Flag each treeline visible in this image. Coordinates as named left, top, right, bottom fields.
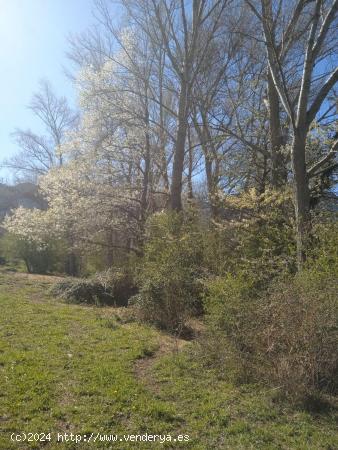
left=1, top=0, right=337, bottom=404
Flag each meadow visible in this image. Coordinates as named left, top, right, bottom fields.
left=0, top=266, right=337, bottom=449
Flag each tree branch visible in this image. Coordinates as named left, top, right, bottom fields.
left=306, top=66, right=338, bottom=126
left=307, top=138, right=338, bottom=177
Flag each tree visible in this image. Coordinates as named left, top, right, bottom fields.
left=246, top=0, right=338, bottom=267
left=2, top=80, right=78, bottom=182
left=6, top=0, right=337, bottom=275
left=117, top=0, right=230, bottom=210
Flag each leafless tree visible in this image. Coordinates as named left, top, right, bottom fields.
left=116, top=0, right=231, bottom=210
left=245, top=0, right=338, bottom=267
left=2, top=80, right=78, bottom=182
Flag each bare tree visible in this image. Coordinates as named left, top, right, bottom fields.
left=117, top=0, right=230, bottom=210
left=245, top=0, right=338, bottom=267
left=2, top=80, right=78, bottom=182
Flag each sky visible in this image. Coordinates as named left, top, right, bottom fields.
left=0, top=0, right=96, bottom=182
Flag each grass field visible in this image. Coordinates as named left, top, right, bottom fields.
left=0, top=267, right=337, bottom=449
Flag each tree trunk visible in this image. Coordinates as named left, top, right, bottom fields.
left=187, top=145, right=194, bottom=200
left=140, top=116, right=151, bottom=223
left=187, top=127, right=194, bottom=200
left=138, top=95, right=152, bottom=251
left=65, top=252, right=78, bottom=276
left=23, top=258, right=32, bottom=274
left=268, top=73, right=287, bottom=187
left=193, top=112, right=220, bottom=219
left=258, top=153, right=268, bottom=194
left=170, top=80, right=188, bottom=211
left=105, top=230, right=114, bottom=267
left=204, top=154, right=220, bottom=219
left=292, top=131, right=311, bottom=269
left=158, top=50, right=170, bottom=195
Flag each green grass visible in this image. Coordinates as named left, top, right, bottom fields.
left=0, top=268, right=337, bottom=449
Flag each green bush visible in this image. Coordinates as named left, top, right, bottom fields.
left=204, top=189, right=296, bottom=283
left=135, top=210, right=205, bottom=333
left=204, top=265, right=337, bottom=400
left=205, top=273, right=256, bottom=339
left=203, top=273, right=259, bottom=382
left=0, top=233, right=56, bottom=274
left=307, top=213, right=338, bottom=275
left=256, top=271, right=337, bottom=400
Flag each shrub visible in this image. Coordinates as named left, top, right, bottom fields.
left=205, top=273, right=256, bottom=342
left=256, top=268, right=337, bottom=401
left=94, top=267, right=137, bottom=306
left=204, top=188, right=296, bottom=283
left=307, top=213, right=338, bottom=275
left=50, top=279, right=114, bottom=305
left=0, top=232, right=65, bottom=274
left=50, top=267, right=137, bottom=306
left=261, top=217, right=338, bottom=399
left=204, top=267, right=337, bottom=401
left=135, top=210, right=205, bottom=333
left=204, top=273, right=259, bottom=382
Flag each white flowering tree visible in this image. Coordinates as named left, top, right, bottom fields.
left=5, top=31, right=164, bottom=265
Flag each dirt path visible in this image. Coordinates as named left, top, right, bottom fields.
left=134, top=332, right=188, bottom=393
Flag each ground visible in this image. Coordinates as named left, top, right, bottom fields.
left=0, top=267, right=337, bottom=449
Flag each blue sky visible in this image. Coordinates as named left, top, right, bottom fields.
left=0, top=0, right=96, bottom=181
